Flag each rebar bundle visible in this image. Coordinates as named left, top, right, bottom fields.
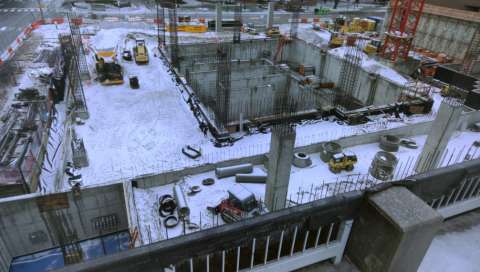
left=215, top=43, right=232, bottom=126
left=289, top=0, right=302, bottom=39
left=155, top=1, right=166, bottom=48
left=59, top=34, right=88, bottom=119
left=67, top=13, right=89, bottom=80
left=168, top=3, right=179, bottom=68
left=233, top=4, right=242, bottom=44
left=336, top=42, right=363, bottom=110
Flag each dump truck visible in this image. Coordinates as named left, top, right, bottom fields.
left=133, top=39, right=149, bottom=65
left=94, top=48, right=124, bottom=85
left=328, top=151, right=357, bottom=173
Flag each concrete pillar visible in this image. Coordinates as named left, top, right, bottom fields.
left=216, top=3, right=223, bottom=33
left=266, top=1, right=275, bottom=30
left=347, top=186, right=442, bottom=272
left=265, top=125, right=296, bottom=211
left=317, top=49, right=327, bottom=79
left=415, top=98, right=463, bottom=173
left=366, top=73, right=379, bottom=105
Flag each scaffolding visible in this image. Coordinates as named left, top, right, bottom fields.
left=381, top=0, right=426, bottom=62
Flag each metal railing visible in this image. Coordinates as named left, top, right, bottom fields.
left=56, top=191, right=363, bottom=272
left=400, top=159, right=480, bottom=219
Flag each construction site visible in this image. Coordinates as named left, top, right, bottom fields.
left=0, top=0, right=479, bottom=271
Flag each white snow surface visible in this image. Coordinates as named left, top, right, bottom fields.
left=419, top=223, right=480, bottom=272
left=133, top=131, right=480, bottom=244
left=329, top=46, right=409, bottom=86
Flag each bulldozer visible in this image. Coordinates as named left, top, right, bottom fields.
left=133, top=39, right=149, bottom=65
left=94, top=50, right=124, bottom=85
left=328, top=151, right=357, bottom=173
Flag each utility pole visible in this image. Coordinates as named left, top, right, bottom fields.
left=36, top=0, right=44, bottom=21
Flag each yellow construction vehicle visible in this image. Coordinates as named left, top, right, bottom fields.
left=363, top=43, right=378, bottom=55
left=94, top=49, right=124, bottom=85
left=133, top=39, right=149, bottom=65
left=267, top=26, right=281, bottom=37
left=441, top=84, right=450, bottom=97
left=328, top=151, right=357, bottom=173
left=329, top=33, right=344, bottom=48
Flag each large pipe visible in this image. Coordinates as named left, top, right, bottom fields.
left=173, top=184, right=190, bottom=219
left=235, top=174, right=267, bottom=184
left=215, top=163, right=253, bottom=178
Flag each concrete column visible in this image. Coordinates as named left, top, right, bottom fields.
left=266, top=1, right=275, bottom=30
left=366, top=73, right=379, bottom=106
left=347, top=186, right=442, bottom=272
left=415, top=98, right=463, bottom=173
left=317, top=49, right=327, bottom=79
left=265, top=125, right=296, bottom=211
left=216, top=3, right=223, bottom=33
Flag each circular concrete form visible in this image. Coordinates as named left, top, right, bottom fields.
left=379, top=135, right=400, bottom=152
left=369, top=151, right=398, bottom=181
left=293, top=152, right=312, bottom=168
left=320, top=142, right=342, bottom=162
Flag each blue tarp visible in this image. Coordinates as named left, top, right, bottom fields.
left=10, top=231, right=130, bottom=272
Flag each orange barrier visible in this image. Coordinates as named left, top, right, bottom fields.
left=71, top=17, right=83, bottom=26
left=31, top=19, right=45, bottom=29
left=51, top=17, right=65, bottom=24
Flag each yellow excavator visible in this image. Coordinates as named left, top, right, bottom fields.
left=94, top=49, right=124, bottom=85
left=133, top=39, right=149, bottom=65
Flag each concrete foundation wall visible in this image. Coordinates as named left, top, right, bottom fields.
left=134, top=120, right=433, bottom=189
left=415, top=13, right=479, bottom=60
left=0, top=183, right=128, bottom=268
left=177, top=39, right=279, bottom=75
left=322, top=52, right=405, bottom=106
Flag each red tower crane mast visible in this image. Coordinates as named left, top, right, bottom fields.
left=380, top=0, right=426, bottom=62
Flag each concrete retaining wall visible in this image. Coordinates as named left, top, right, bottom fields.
left=415, top=13, right=478, bottom=61
left=0, top=183, right=129, bottom=269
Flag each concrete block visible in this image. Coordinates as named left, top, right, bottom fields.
left=347, top=186, right=442, bottom=272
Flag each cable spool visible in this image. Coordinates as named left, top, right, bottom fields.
left=292, top=152, right=312, bottom=168
left=320, top=142, right=342, bottom=162
left=379, top=135, right=400, bottom=152
left=369, top=151, right=398, bottom=181
left=202, top=178, right=215, bottom=186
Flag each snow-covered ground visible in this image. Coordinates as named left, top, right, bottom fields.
left=420, top=223, right=480, bottom=272
left=132, top=131, right=480, bottom=244
left=70, top=27, right=451, bottom=188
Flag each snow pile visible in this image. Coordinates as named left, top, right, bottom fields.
left=419, top=224, right=480, bottom=272
left=279, top=24, right=332, bottom=47
left=329, top=46, right=409, bottom=86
